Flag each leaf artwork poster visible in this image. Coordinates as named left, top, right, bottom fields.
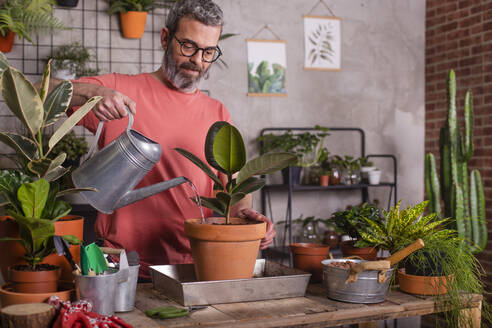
left=247, top=39, right=287, bottom=96
left=304, top=16, right=341, bottom=71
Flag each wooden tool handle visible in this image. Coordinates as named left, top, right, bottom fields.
left=357, top=260, right=390, bottom=272
left=386, top=238, right=425, bottom=266
left=99, top=247, right=124, bottom=255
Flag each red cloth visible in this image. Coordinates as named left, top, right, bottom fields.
left=73, top=73, right=232, bottom=279
left=48, top=296, right=133, bottom=328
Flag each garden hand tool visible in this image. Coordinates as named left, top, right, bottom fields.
left=145, top=305, right=207, bottom=319
left=80, top=243, right=108, bottom=275
left=72, top=106, right=187, bottom=214
left=345, top=260, right=390, bottom=284
left=385, top=238, right=425, bottom=267
left=53, top=235, right=81, bottom=274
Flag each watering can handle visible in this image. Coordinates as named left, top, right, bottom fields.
left=84, top=107, right=134, bottom=161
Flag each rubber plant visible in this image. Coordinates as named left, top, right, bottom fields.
left=176, top=121, right=297, bottom=224
left=425, top=69, right=487, bottom=254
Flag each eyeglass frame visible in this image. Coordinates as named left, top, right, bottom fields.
left=173, top=35, right=222, bottom=63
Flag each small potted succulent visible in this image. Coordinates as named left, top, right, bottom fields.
left=176, top=121, right=296, bottom=281
left=0, top=53, right=101, bottom=293
left=49, top=42, right=99, bottom=80
left=0, top=0, right=66, bottom=52
left=106, top=0, right=170, bottom=39
left=328, top=202, right=383, bottom=260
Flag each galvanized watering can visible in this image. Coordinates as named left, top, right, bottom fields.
left=72, top=109, right=187, bottom=214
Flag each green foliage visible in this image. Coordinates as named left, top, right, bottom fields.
left=307, top=23, right=334, bottom=65
left=277, top=214, right=332, bottom=242
left=425, top=70, right=487, bottom=254
left=49, top=131, right=88, bottom=164
left=355, top=201, right=451, bottom=254
left=0, top=0, right=66, bottom=44
left=359, top=156, right=373, bottom=167
left=175, top=121, right=297, bottom=224
left=49, top=42, right=99, bottom=78
left=0, top=52, right=102, bottom=180
left=105, top=0, right=173, bottom=14
left=248, top=61, right=286, bottom=94
left=329, top=203, right=383, bottom=242
left=0, top=177, right=81, bottom=269
left=258, top=126, right=330, bottom=167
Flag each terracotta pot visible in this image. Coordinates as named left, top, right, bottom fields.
left=9, top=266, right=61, bottom=293
left=0, top=281, right=75, bottom=307
left=339, top=240, right=377, bottom=260
left=120, top=11, right=147, bottom=39
left=319, top=175, right=329, bottom=186
left=398, top=269, right=452, bottom=296
left=290, top=243, right=330, bottom=283
left=0, top=215, right=84, bottom=282
left=184, top=217, right=266, bottom=281
left=0, top=31, right=15, bottom=53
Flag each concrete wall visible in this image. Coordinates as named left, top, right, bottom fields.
left=201, top=0, right=426, bottom=233
left=0, top=0, right=426, bottom=242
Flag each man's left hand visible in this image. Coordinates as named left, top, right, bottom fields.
left=237, top=208, right=276, bottom=250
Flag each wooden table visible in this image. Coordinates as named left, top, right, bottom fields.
left=119, top=283, right=482, bottom=328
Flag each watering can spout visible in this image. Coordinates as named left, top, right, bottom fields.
left=114, top=176, right=188, bottom=210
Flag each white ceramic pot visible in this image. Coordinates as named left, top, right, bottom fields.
left=53, top=60, right=76, bottom=80
left=368, top=169, right=381, bottom=185
left=360, top=166, right=376, bottom=183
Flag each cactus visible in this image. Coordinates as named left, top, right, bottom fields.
left=425, top=70, right=487, bottom=254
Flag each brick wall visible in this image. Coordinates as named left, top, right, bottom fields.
left=425, top=0, right=492, bottom=300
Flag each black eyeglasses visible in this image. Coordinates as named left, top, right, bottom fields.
left=173, top=35, right=222, bottom=63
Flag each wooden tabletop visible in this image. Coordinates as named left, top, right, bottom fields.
left=118, top=283, right=482, bottom=328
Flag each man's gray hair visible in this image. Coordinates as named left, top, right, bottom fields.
left=166, top=0, right=224, bottom=37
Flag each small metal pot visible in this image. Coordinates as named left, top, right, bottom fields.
left=321, top=259, right=394, bottom=304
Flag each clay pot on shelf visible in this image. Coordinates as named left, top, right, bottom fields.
left=185, top=217, right=266, bottom=281
left=120, top=11, right=148, bottom=39
left=397, top=269, right=452, bottom=295
left=290, top=243, right=330, bottom=283
left=319, top=175, right=329, bottom=186
left=339, top=240, right=377, bottom=260
left=8, top=265, right=60, bottom=293
left=0, top=281, right=75, bottom=307
left=0, top=31, right=15, bottom=53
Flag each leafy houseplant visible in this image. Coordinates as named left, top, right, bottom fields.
left=49, top=42, right=100, bottom=79
left=425, top=69, right=487, bottom=254
left=106, top=0, right=169, bottom=39
left=0, top=52, right=101, bottom=288
left=175, top=121, right=296, bottom=280
left=49, top=131, right=89, bottom=168
left=0, top=0, right=66, bottom=52
left=329, top=202, right=383, bottom=260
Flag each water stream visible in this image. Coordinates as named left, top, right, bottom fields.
left=184, top=177, right=206, bottom=224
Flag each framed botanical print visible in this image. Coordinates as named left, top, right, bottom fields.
left=303, top=15, right=342, bottom=71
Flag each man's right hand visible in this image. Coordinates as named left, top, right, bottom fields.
left=90, top=86, right=136, bottom=122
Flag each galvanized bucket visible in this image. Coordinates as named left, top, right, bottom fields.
left=321, top=259, right=394, bottom=304
left=114, top=264, right=140, bottom=312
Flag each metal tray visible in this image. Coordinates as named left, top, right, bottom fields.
left=149, top=259, right=311, bottom=306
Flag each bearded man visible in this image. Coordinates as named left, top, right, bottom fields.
left=51, top=0, right=275, bottom=280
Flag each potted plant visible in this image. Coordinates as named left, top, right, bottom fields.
left=356, top=200, right=492, bottom=327
left=48, top=42, right=99, bottom=80
left=327, top=155, right=343, bottom=185
left=0, top=0, right=66, bottom=52
left=175, top=121, right=296, bottom=281
left=258, top=126, right=329, bottom=185
left=328, top=202, right=383, bottom=260
left=0, top=53, right=101, bottom=286
left=359, top=156, right=374, bottom=183
left=338, top=155, right=361, bottom=185
left=106, top=0, right=168, bottom=39
left=57, top=0, right=79, bottom=7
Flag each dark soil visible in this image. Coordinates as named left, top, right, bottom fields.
left=12, top=264, right=59, bottom=272
left=326, top=261, right=356, bottom=270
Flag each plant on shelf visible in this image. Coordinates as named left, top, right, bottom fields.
left=175, top=121, right=296, bottom=281
left=425, top=69, right=487, bottom=254
left=355, top=200, right=492, bottom=328
left=0, top=0, right=66, bottom=52
left=336, top=155, right=361, bottom=185
left=277, top=214, right=332, bottom=243
left=0, top=52, right=101, bottom=294
left=49, top=42, right=100, bottom=79
left=328, top=202, right=383, bottom=259
left=106, top=0, right=172, bottom=39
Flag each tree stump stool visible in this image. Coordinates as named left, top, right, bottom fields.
left=0, top=303, right=56, bottom=328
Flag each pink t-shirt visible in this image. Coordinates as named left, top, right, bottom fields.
left=74, top=73, right=231, bottom=278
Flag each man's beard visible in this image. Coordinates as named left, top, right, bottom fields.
left=162, top=43, right=209, bottom=93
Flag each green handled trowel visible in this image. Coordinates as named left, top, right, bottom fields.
left=80, top=242, right=108, bottom=275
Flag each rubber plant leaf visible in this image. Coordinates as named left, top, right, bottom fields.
left=44, top=165, right=70, bottom=182
left=198, top=196, right=226, bottom=216
left=174, top=148, right=222, bottom=187
left=27, top=153, right=66, bottom=178
left=49, top=96, right=102, bottom=150
left=2, top=67, right=44, bottom=139
left=0, top=132, right=39, bottom=161
left=17, top=178, right=50, bottom=218
left=39, top=59, right=51, bottom=103
left=210, top=122, right=246, bottom=174
left=232, top=177, right=265, bottom=194
left=204, top=121, right=230, bottom=173
left=236, top=152, right=297, bottom=185
left=43, top=80, right=73, bottom=127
